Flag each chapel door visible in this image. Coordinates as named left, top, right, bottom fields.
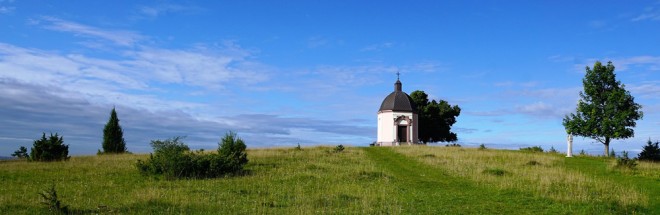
left=397, top=126, right=408, bottom=143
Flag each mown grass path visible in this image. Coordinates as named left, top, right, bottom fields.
left=363, top=147, right=568, bottom=214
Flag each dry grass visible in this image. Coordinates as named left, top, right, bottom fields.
left=392, top=146, right=649, bottom=207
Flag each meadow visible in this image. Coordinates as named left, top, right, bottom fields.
left=0, top=146, right=658, bottom=214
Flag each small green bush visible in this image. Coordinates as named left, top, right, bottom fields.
left=39, top=183, right=69, bottom=214
left=11, top=146, right=28, bottom=159
left=478, top=144, right=487, bottom=150
left=526, top=160, right=541, bottom=166
left=483, top=168, right=508, bottom=176
left=137, top=132, right=248, bottom=179
left=445, top=143, right=461, bottom=147
left=638, top=139, right=660, bottom=162
left=295, top=143, right=302, bottom=151
left=579, top=149, right=586, bottom=156
left=334, top=145, right=345, bottom=153
left=520, top=146, right=543, bottom=153
left=609, top=148, right=616, bottom=158
left=548, top=146, right=558, bottom=154
left=615, top=151, right=637, bottom=169
left=30, top=133, right=69, bottom=162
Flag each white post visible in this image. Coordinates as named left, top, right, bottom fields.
left=566, top=134, right=573, bottom=157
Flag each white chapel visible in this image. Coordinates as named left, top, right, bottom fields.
left=376, top=75, right=419, bottom=146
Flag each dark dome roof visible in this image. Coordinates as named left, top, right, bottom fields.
left=379, top=80, right=417, bottom=112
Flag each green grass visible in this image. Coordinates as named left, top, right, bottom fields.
left=0, top=146, right=658, bottom=214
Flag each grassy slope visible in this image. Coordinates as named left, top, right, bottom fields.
left=0, top=146, right=658, bottom=214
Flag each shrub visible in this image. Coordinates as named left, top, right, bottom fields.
left=478, top=144, right=487, bottom=150
left=334, top=145, right=345, bottom=153
left=445, top=143, right=461, bottom=147
left=483, top=168, right=508, bottom=176
left=30, top=133, right=69, bottom=162
left=526, top=160, right=541, bottom=166
left=218, top=131, right=249, bottom=172
left=548, top=146, right=558, bottom=154
left=11, top=146, right=28, bottom=159
left=615, top=151, right=637, bottom=169
left=638, top=139, right=660, bottom=162
left=609, top=148, right=616, bottom=158
left=579, top=149, right=586, bottom=156
left=519, top=146, right=543, bottom=153
left=295, top=143, right=302, bottom=151
left=39, top=183, right=69, bottom=214
left=137, top=132, right=248, bottom=179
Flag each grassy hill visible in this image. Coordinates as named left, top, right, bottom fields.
left=1, top=146, right=658, bottom=214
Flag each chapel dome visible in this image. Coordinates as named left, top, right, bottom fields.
left=379, top=79, right=417, bottom=113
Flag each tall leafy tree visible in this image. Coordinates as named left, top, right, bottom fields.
left=563, top=61, right=643, bottom=156
left=102, top=107, right=127, bottom=153
left=410, top=90, right=461, bottom=143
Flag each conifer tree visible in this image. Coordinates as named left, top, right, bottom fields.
left=102, top=107, right=127, bottom=153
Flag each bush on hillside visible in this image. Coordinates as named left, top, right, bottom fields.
left=11, top=146, right=29, bottom=159
left=218, top=132, right=249, bottom=172
left=334, top=145, right=345, bottom=153
left=638, top=139, right=660, bottom=162
left=478, top=144, right=487, bottom=150
left=137, top=132, right=248, bottom=179
left=615, top=151, right=637, bottom=169
left=445, top=143, right=461, bottom=147
left=30, top=133, right=69, bottom=162
left=39, top=183, right=68, bottom=214
left=520, top=146, right=543, bottom=153
left=548, top=146, right=558, bottom=154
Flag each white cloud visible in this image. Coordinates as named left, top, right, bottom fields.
left=631, top=7, right=660, bottom=22
left=629, top=82, right=660, bottom=98
left=360, top=42, right=394, bottom=52
left=0, top=39, right=268, bottom=112
left=0, top=6, right=14, bottom=14
left=34, top=16, right=146, bottom=47
left=515, top=102, right=565, bottom=119
left=138, top=4, right=201, bottom=18
left=573, top=56, right=660, bottom=72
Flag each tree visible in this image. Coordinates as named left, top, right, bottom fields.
left=31, top=133, right=69, bottom=161
left=11, top=146, right=28, bottom=159
left=563, top=61, right=643, bottom=156
left=102, top=107, right=127, bottom=153
left=410, top=90, right=461, bottom=143
left=638, top=139, right=660, bottom=162
left=218, top=131, right=248, bottom=172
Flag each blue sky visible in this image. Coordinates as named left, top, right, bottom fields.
left=1, top=1, right=659, bottom=156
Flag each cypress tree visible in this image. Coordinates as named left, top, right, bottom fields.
left=102, top=107, right=127, bottom=153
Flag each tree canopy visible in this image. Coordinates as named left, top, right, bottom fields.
left=563, top=61, right=643, bottom=156
left=638, top=139, right=660, bottom=162
left=31, top=133, right=69, bottom=161
left=102, top=107, right=127, bottom=153
left=410, top=90, right=461, bottom=143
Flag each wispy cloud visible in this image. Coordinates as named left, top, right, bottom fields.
left=138, top=4, right=202, bottom=18
left=0, top=6, right=14, bottom=14
left=631, top=7, right=660, bottom=21
left=629, top=81, right=660, bottom=98
left=572, top=56, right=660, bottom=73
left=360, top=42, right=394, bottom=52
left=515, top=102, right=569, bottom=119
left=34, top=16, right=146, bottom=46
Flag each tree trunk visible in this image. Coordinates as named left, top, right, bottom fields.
left=604, top=137, right=610, bottom=156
